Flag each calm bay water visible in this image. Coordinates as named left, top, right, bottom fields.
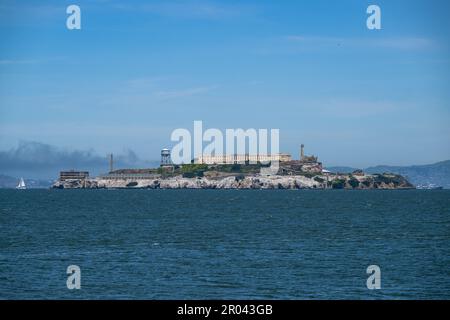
left=0, top=189, right=449, bottom=299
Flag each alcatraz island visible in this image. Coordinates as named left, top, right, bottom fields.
left=53, top=144, right=414, bottom=190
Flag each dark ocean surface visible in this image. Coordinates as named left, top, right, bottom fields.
left=0, top=189, right=449, bottom=299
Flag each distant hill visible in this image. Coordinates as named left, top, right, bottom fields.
left=0, top=174, right=53, bottom=189
left=326, top=160, right=450, bottom=189
left=365, top=160, right=450, bottom=189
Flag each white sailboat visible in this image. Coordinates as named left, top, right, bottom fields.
left=16, top=177, right=26, bottom=190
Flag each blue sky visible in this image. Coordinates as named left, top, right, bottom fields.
left=1, top=0, right=450, bottom=171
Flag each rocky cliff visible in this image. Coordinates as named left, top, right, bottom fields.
left=52, top=172, right=414, bottom=190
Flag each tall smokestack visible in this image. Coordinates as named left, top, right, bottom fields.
left=300, top=144, right=304, bottom=160
left=109, top=153, right=113, bottom=173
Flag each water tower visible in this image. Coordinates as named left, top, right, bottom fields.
left=161, top=148, right=172, bottom=166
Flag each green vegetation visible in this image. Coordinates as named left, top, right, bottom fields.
left=332, top=179, right=346, bottom=189
left=180, top=164, right=208, bottom=178
left=362, top=180, right=371, bottom=187
left=373, top=174, right=403, bottom=185
left=154, top=163, right=268, bottom=178
left=154, top=162, right=325, bottom=178
left=314, top=176, right=325, bottom=183
left=348, top=178, right=360, bottom=188
left=300, top=172, right=316, bottom=178
left=208, top=163, right=268, bottom=174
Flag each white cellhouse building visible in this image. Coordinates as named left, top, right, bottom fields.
left=194, top=153, right=292, bottom=165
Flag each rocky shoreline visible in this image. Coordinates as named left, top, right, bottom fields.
left=52, top=173, right=415, bottom=190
